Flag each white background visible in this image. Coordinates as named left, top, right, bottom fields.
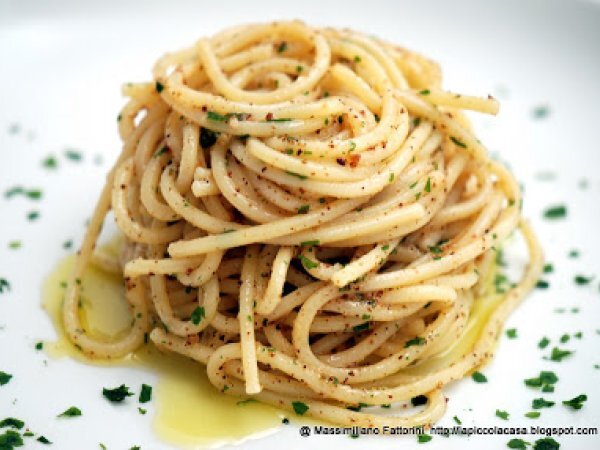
left=1, top=0, right=599, bottom=449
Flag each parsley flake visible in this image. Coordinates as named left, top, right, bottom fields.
left=102, top=384, right=133, bottom=402
left=292, top=401, right=309, bottom=415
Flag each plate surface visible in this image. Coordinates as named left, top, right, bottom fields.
left=1, top=0, right=599, bottom=449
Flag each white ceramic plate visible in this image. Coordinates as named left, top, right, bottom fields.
left=1, top=0, right=599, bottom=449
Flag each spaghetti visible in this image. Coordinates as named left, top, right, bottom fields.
left=64, top=21, right=543, bottom=429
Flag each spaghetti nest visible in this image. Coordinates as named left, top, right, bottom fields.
left=64, top=21, right=542, bottom=429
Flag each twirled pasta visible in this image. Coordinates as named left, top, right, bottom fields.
left=64, top=21, right=542, bottom=430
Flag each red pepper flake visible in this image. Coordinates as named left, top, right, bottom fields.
left=265, top=112, right=274, bottom=121
left=348, top=154, right=361, bottom=168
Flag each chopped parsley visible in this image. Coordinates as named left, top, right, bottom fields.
left=562, top=394, right=587, bottom=410
left=538, top=337, right=550, bottom=349
left=346, top=402, right=369, bottom=412
left=190, top=307, right=205, bottom=325
left=266, top=117, right=292, bottom=122
left=285, top=171, right=308, bottom=180
left=450, top=136, right=467, bottom=148
left=532, top=105, right=550, bottom=119
left=277, top=41, right=288, bottom=53
left=292, top=401, right=309, bottom=415
left=58, top=406, right=82, bottom=418
left=352, top=322, right=370, bottom=333
left=64, top=149, right=82, bottom=161
left=533, top=437, right=560, bottom=450
left=0, top=418, right=24, bottom=429
left=549, top=347, right=572, bottom=362
left=536, top=280, right=549, bottom=289
left=155, top=81, right=164, bottom=93
left=236, top=398, right=257, bottom=406
left=37, top=435, right=52, bottom=444
left=8, top=241, right=21, bottom=250
left=0, top=430, right=24, bottom=447
left=300, top=240, right=320, bottom=247
left=102, top=384, right=133, bottom=402
left=453, top=416, right=462, bottom=425
left=297, top=204, right=310, bottom=214
left=27, top=210, right=40, bottom=221
left=0, top=371, right=12, bottom=386
left=543, top=205, right=566, bottom=219
left=42, top=156, right=58, bottom=169
left=424, top=177, right=431, bottom=193
left=428, top=245, right=443, bottom=255
left=507, top=438, right=531, bottom=449
left=418, top=89, right=431, bottom=95
left=532, top=398, right=555, bottom=409
left=298, top=255, right=318, bottom=269
left=200, top=127, right=218, bottom=148
left=525, top=411, right=541, bottom=419
left=471, top=371, right=487, bottom=383
left=496, top=409, right=509, bottom=420
left=574, top=274, right=593, bottom=285
left=207, top=111, right=228, bottom=122
left=0, top=279, right=10, bottom=294
left=543, top=263, right=554, bottom=274
left=404, top=336, right=426, bottom=348
left=506, top=328, right=517, bottom=339
left=138, top=407, right=147, bottom=415
left=139, top=384, right=152, bottom=403
left=524, top=371, right=558, bottom=391
left=154, top=146, right=168, bottom=158
left=4, top=187, right=42, bottom=200
left=353, top=55, right=361, bottom=63
left=418, top=434, right=432, bottom=443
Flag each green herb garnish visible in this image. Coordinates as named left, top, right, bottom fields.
left=543, top=205, right=566, bottom=219
left=471, top=371, right=487, bottom=383
left=0, top=371, right=12, bottom=386
left=190, top=307, right=205, bottom=325
left=297, top=204, right=310, bottom=214
left=532, top=398, right=554, bottom=409
left=506, top=328, right=517, bottom=339
left=0, top=418, right=24, bottom=429
left=102, top=384, right=133, bottom=402
left=292, top=401, right=309, bottom=415
left=496, top=409, right=509, bottom=420
left=298, top=255, right=318, bottom=269
left=562, top=394, right=587, bottom=410
left=507, top=438, right=531, bottom=449
left=139, top=384, right=152, bottom=403
left=58, top=406, right=82, bottom=418
left=418, top=434, right=432, bottom=443
left=405, top=337, right=426, bottom=348
left=549, top=347, right=572, bottom=362
left=533, top=437, right=559, bottom=450
left=285, top=171, right=308, bottom=180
